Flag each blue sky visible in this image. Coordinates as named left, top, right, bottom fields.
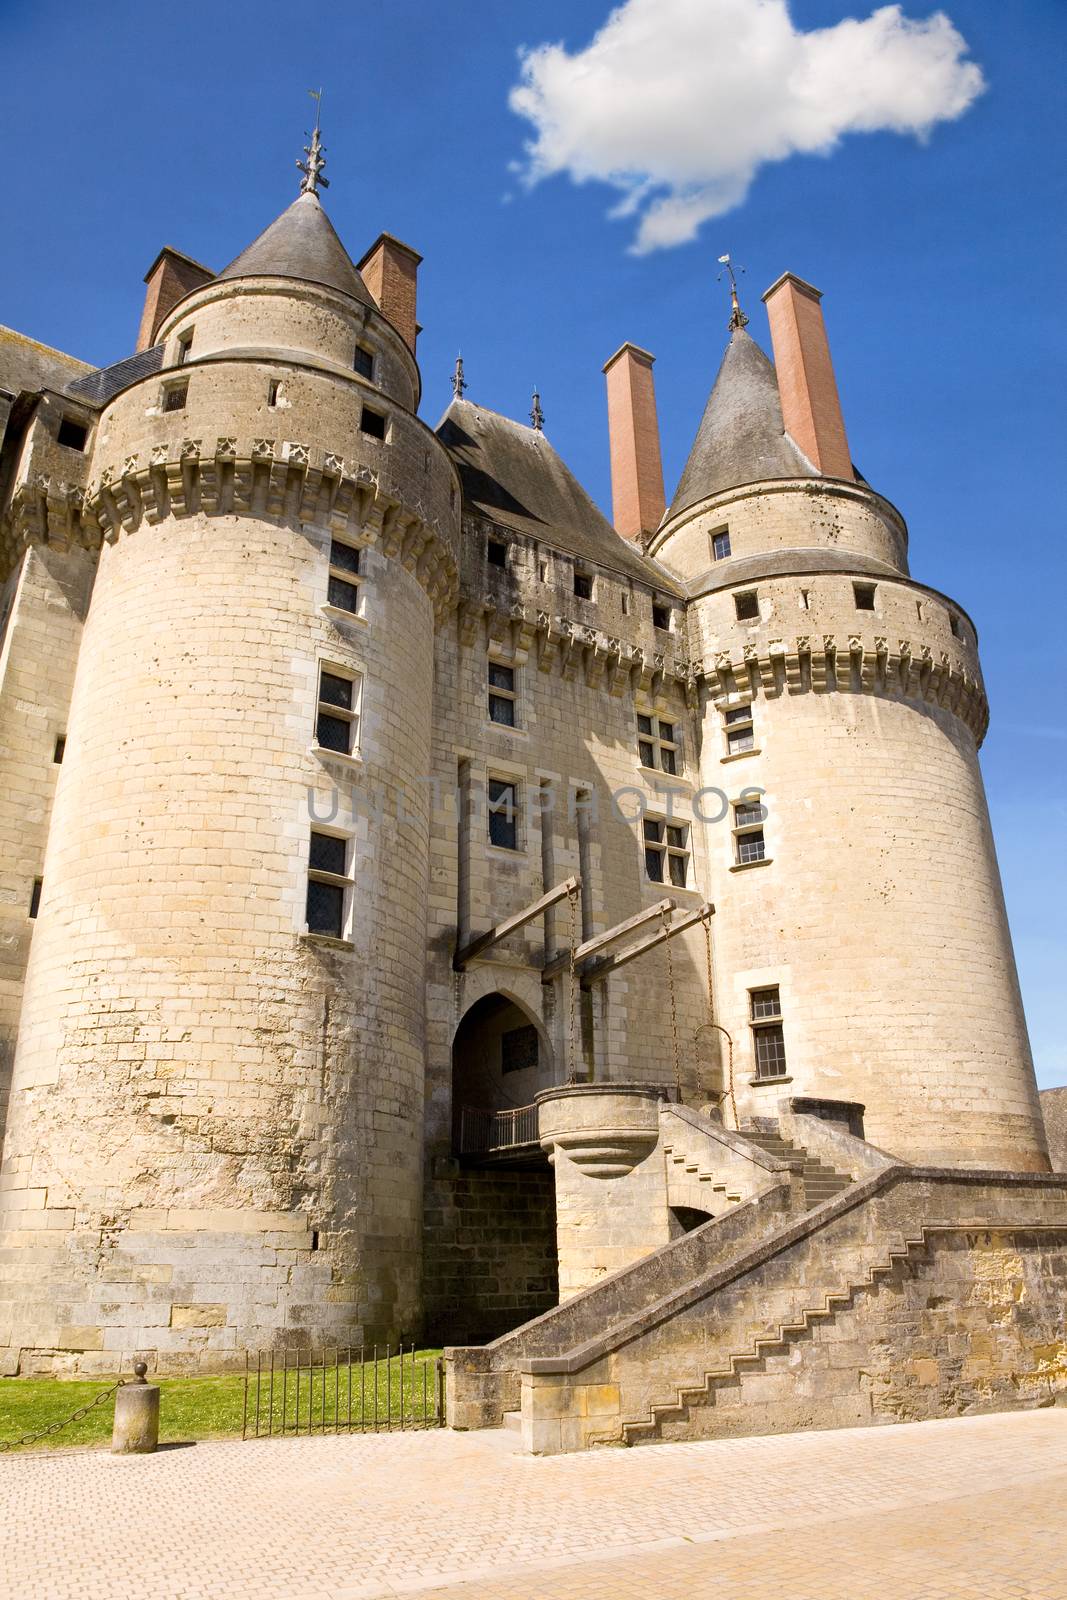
left=2, top=0, right=1063, bottom=1084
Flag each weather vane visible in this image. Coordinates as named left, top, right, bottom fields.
left=530, top=387, right=544, bottom=432
left=717, top=254, right=748, bottom=331
left=297, top=88, right=329, bottom=195
left=451, top=355, right=468, bottom=401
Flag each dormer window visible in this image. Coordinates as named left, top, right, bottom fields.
left=176, top=331, right=193, bottom=366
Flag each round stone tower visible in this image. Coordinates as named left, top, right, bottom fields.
left=653, top=274, right=1048, bottom=1172
left=0, top=177, right=459, bottom=1372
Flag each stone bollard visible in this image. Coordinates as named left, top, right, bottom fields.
left=111, top=1362, right=160, bottom=1454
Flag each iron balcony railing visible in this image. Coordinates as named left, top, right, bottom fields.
left=458, top=1102, right=539, bottom=1156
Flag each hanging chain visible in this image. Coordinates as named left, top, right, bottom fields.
left=661, top=905, right=681, bottom=1098
left=703, top=909, right=737, bottom=1129
left=567, top=883, right=580, bottom=1081
left=0, top=1378, right=125, bottom=1453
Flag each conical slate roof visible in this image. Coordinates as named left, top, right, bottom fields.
left=669, top=327, right=817, bottom=517
left=437, top=399, right=681, bottom=592
left=218, top=191, right=373, bottom=307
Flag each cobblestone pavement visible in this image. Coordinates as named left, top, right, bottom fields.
left=1, top=1409, right=1065, bottom=1599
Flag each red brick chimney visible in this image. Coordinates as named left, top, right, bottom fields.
left=602, top=343, right=666, bottom=544
left=136, top=247, right=215, bottom=352
left=761, top=273, right=854, bottom=481
left=357, top=233, right=421, bottom=354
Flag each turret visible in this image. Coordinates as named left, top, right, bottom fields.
left=0, top=129, right=461, bottom=1374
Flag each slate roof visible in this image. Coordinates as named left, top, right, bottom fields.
left=436, top=398, right=681, bottom=593
left=669, top=328, right=817, bottom=517
left=0, top=325, right=93, bottom=401
left=67, top=344, right=164, bottom=407
left=217, top=192, right=373, bottom=308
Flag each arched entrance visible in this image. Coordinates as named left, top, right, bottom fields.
left=451, top=992, right=555, bottom=1157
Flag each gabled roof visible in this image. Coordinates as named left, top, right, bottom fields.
left=669, top=327, right=817, bottom=517
left=436, top=398, right=681, bottom=593
left=217, top=191, right=373, bottom=308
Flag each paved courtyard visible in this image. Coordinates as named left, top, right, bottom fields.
left=1, top=1408, right=1066, bottom=1599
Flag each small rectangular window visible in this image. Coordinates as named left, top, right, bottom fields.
left=353, top=346, right=374, bottom=380
left=734, top=590, right=759, bottom=621
left=487, top=538, right=508, bottom=568
left=733, top=798, right=767, bottom=865
left=636, top=713, right=679, bottom=774
left=327, top=539, right=362, bottom=614
left=306, top=831, right=351, bottom=938
left=724, top=704, right=754, bottom=754
left=267, top=379, right=282, bottom=407
left=488, top=777, right=519, bottom=850
left=28, top=878, right=43, bottom=919
left=162, top=382, right=188, bottom=413
left=360, top=406, right=387, bottom=440
left=488, top=660, right=518, bottom=727
left=621, top=592, right=631, bottom=615
left=57, top=417, right=88, bottom=451
left=652, top=603, right=671, bottom=631
left=574, top=570, right=593, bottom=601
left=53, top=735, right=66, bottom=764
left=643, top=818, right=689, bottom=886
left=711, top=528, right=731, bottom=561
left=176, top=331, right=193, bottom=366
left=315, top=666, right=362, bottom=755
left=949, top=612, right=963, bottom=639
left=853, top=582, right=877, bottom=611
left=538, top=560, right=550, bottom=583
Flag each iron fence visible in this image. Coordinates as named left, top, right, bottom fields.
left=242, top=1344, right=443, bottom=1439
left=458, top=1102, right=539, bottom=1156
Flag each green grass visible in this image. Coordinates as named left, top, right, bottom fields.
left=0, top=1350, right=442, bottom=1453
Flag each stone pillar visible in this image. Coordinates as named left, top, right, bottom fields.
left=537, top=1084, right=671, bottom=1298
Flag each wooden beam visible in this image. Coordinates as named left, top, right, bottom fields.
left=581, top=902, right=714, bottom=984
left=454, top=876, right=580, bottom=970
left=541, top=898, right=675, bottom=983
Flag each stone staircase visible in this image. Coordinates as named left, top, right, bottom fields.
left=662, top=1137, right=745, bottom=1209
left=742, top=1127, right=853, bottom=1209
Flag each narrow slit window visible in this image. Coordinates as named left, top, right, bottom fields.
left=306, top=831, right=352, bottom=938
left=488, top=777, right=519, bottom=850
left=949, top=612, right=963, bottom=639
left=360, top=406, right=387, bottom=440
left=734, top=590, right=759, bottom=621
left=53, top=735, right=66, bottom=763
left=327, top=539, right=362, bottom=614
left=267, top=379, right=282, bottom=407
left=488, top=660, right=518, bottom=727
left=28, top=878, right=43, bottom=919
left=315, top=666, right=362, bottom=755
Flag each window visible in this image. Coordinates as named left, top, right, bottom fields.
left=487, top=537, right=508, bottom=568
left=652, top=603, right=671, bottom=632
left=538, top=559, right=550, bottom=583
left=353, top=346, right=374, bottom=380
left=733, top=798, right=766, bottom=865
left=574, top=569, right=593, bottom=600
left=57, top=416, right=88, bottom=451
left=750, top=986, right=787, bottom=1079
left=502, top=1024, right=539, bottom=1074
left=621, top=592, right=631, bottom=615
left=711, top=528, right=731, bottom=561
left=176, top=331, right=193, bottom=366
left=799, top=588, right=810, bottom=611
left=267, top=379, right=282, bottom=407
left=53, top=735, right=66, bottom=764
left=853, top=582, right=876, bottom=611
left=488, top=777, right=519, bottom=850
left=637, top=713, right=679, bottom=774
left=734, top=590, right=759, bottom=621
left=643, top=819, right=690, bottom=887
left=360, top=406, right=387, bottom=440
left=162, top=382, right=188, bottom=413
left=327, top=538, right=362, bottom=613
left=949, top=612, right=963, bottom=640
left=306, top=831, right=351, bottom=938
left=724, top=704, right=754, bottom=754
left=315, top=666, right=361, bottom=755
left=488, top=660, right=518, bottom=727
left=28, top=878, right=43, bottom=919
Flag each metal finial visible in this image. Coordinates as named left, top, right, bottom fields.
left=297, top=88, right=329, bottom=195
left=717, top=254, right=748, bottom=331
left=530, top=388, right=544, bottom=432
left=451, top=355, right=468, bottom=401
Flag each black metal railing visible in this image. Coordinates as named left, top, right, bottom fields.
left=242, top=1345, right=443, bottom=1439
left=458, top=1102, right=539, bottom=1156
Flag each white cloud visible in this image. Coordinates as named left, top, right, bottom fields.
left=509, top=0, right=984, bottom=253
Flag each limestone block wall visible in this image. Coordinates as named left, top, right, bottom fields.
left=0, top=543, right=95, bottom=1144
left=1041, top=1088, right=1067, bottom=1172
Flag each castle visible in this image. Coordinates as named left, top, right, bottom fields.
left=2, top=131, right=1065, bottom=1452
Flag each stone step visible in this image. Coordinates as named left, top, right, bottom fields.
left=503, top=1410, right=521, bottom=1432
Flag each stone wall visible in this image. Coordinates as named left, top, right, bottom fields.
left=423, top=1161, right=558, bottom=1346
left=1041, top=1088, right=1067, bottom=1172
